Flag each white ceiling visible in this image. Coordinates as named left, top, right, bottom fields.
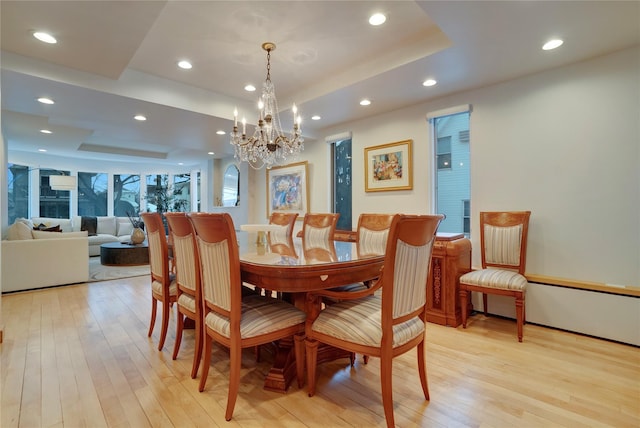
left=2, top=1, right=639, bottom=167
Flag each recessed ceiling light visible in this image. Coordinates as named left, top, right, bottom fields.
left=216, top=130, right=226, bottom=135
left=33, top=31, right=57, bottom=44
left=38, top=148, right=47, bottom=152
left=40, top=129, right=52, bottom=134
left=244, top=84, right=256, bottom=92
left=360, top=99, right=371, bottom=106
left=311, top=115, right=321, bottom=121
left=369, top=13, right=387, bottom=26
left=542, top=39, right=563, bottom=50
left=423, top=79, right=437, bottom=87
left=134, top=115, right=147, bottom=121
left=177, top=60, right=192, bottom=69
left=208, top=151, right=215, bottom=155
left=37, top=97, right=55, bottom=105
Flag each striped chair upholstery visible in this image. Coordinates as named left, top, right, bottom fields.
left=188, top=212, right=306, bottom=422
left=305, top=214, right=443, bottom=428
left=459, top=211, right=531, bottom=342
left=164, top=212, right=205, bottom=379
left=141, top=212, right=178, bottom=352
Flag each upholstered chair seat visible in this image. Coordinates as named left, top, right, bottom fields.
left=459, top=268, right=527, bottom=291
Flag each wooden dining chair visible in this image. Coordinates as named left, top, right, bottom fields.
left=267, top=212, right=298, bottom=258
left=459, top=211, right=531, bottom=342
left=305, top=214, right=443, bottom=428
left=188, top=212, right=306, bottom=421
left=301, top=213, right=339, bottom=264
left=140, top=212, right=177, bottom=352
left=356, top=213, right=395, bottom=257
left=164, top=212, right=203, bottom=379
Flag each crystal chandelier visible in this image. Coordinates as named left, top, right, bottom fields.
left=231, top=42, right=304, bottom=169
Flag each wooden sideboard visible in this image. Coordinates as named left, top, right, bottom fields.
left=427, top=233, right=472, bottom=327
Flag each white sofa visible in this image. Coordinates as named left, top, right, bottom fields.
left=71, top=216, right=137, bottom=256
left=1, top=227, right=89, bottom=292
left=28, top=216, right=136, bottom=256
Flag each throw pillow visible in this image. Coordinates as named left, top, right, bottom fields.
left=33, top=223, right=62, bottom=232
left=81, top=216, right=98, bottom=236
left=7, top=222, right=34, bottom=240
left=15, top=217, right=34, bottom=229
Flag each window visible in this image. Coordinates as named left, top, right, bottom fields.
left=114, top=174, right=140, bottom=216
left=430, top=109, right=471, bottom=235
left=331, top=138, right=352, bottom=230
left=145, top=174, right=167, bottom=213
left=78, top=172, right=107, bottom=216
left=462, top=199, right=470, bottom=237
left=173, top=173, right=191, bottom=211
left=437, top=137, right=452, bottom=170
left=8, top=164, right=29, bottom=224
left=39, top=169, right=70, bottom=218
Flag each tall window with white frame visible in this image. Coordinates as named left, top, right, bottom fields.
left=78, top=172, right=107, bottom=216
left=114, top=174, right=141, bottom=216
left=7, top=164, right=29, bottom=224
left=331, top=138, right=352, bottom=230
left=39, top=169, right=71, bottom=218
left=430, top=109, right=470, bottom=236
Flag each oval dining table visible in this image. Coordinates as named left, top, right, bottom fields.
left=237, top=232, right=385, bottom=393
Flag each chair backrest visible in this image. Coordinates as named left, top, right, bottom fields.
left=141, top=212, right=170, bottom=284
left=380, top=214, right=443, bottom=324
left=164, top=212, right=200, bottom=297
left=188, top=213, right=241, bottom=320
left=356, top=213, right=395, bottom=257
left=268, top=212, right=298, bottom=246
left=302, top=213, right=339, bottom=247
left=479, top=211, right=531, bottom=274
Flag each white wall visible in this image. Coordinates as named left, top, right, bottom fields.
left=271, top=46, right=639, bottom=287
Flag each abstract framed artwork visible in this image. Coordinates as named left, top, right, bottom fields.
left=364, top=139, right=413, bottom=192
left=266, top=161, right=309, bottom=219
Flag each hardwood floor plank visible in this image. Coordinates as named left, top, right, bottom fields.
left=1, top=276, right=639, bottom=427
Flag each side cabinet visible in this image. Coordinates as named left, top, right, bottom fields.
left=427, top=233, right=472, bottom=327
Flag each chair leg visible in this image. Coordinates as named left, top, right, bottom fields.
left=173, top=312, right=184, bottom=360
left=380, top=353, right=395, bottom=428
left=363, top=355, right=370, bottom=364
left=306, top=339, right=319, bottom=397
left=225, top=344, right=241, bottom=421
left=459, top=288, right=468, bottom=328
left=158, top=299, right=171, bottom=351
left=191, top=316, right=203, bottom=379
left=294, top=333, right=306, bottom=389
left=417, top=339, right=430, bottom=400
left=148, top=296, right=157, bottom=337
left=515, top=294, right=525, bottom=342
left=198, top=334, right=212, bottom=392
left=483, top=293, right=488, bottom=316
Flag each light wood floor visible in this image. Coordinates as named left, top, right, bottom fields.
left=2, top=276, right=639, bottom=428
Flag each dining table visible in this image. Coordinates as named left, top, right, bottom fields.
left=236, top=231, right=385, bottom=393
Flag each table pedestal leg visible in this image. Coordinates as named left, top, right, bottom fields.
left=263, top=338, right=297, bottom=393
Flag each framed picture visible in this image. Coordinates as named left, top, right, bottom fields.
left=266, top=161, right=309, bottom=219
left=364, top=139, right=413, bottom=192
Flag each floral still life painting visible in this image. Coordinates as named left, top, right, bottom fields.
left=365, top=139, right=413, bottom=192
left=266, top=161, right=309, bottom=218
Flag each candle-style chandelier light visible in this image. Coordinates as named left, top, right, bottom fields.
left=230, top=42, right=303, bottom=170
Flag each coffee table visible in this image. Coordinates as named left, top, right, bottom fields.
left=100, top=241, right=149, bottom=266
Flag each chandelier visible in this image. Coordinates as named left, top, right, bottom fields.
left=231, top=42, right=304, bottom=169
